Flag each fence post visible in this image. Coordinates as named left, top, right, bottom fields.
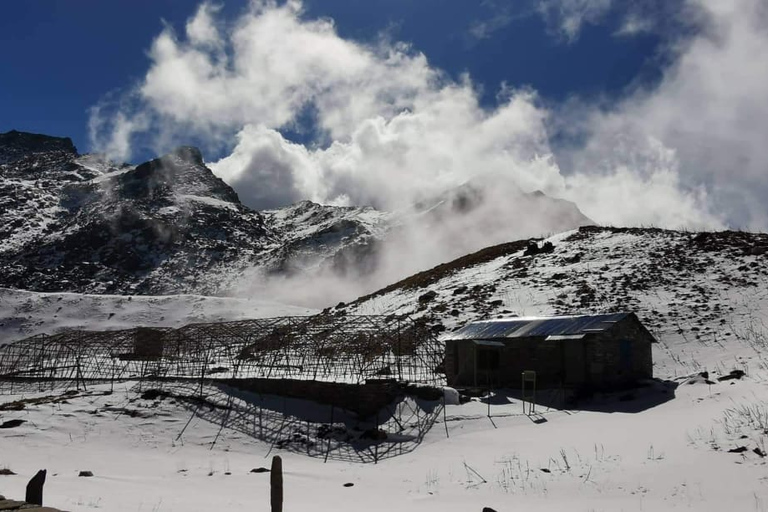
left=271, top=455, right=283, bottom=512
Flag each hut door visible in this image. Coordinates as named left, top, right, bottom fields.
left=620, top=339, right=632, bottom=373
left=563, top=342, right=585, bottom=386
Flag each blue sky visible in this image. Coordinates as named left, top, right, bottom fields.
left=2, top=0, right=661, bottom=156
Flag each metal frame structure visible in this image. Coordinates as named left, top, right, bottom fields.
left=0, top=314, right=443, bottom=390
left=0, top=314, right=446, bottom=463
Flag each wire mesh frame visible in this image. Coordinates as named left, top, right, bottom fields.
left=160, top=379, right=444, bottom=464
left=0, top=314, right=446, bottom=394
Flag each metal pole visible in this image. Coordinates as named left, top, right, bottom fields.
left=522, top=372, right=525, bottom=414
left=397, top=318, right=402, bottom=381
left=374, top=410, right=379, bottom=464
left=487, top=382, right=491, bottom=419
left=442, top=395, right=449, bottom=438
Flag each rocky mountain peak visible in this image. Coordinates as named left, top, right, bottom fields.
left=169, top=145, right=204, bottom=166
left=0, top=130, right=77, bottom=164
left=124, top=146, right=240, bottom=204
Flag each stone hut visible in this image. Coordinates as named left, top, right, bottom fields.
left=443, top=312, right=654, bottom=390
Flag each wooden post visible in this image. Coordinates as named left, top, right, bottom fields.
left=270, top=455, right=283, bottom=512
left=198, top=359, right=206, bottom=398
left=25, top=469, right=46, bottom=506
left=110, top=357, right=116, bottom=393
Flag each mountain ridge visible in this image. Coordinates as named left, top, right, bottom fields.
left=0, top=129, right=596, bottom=304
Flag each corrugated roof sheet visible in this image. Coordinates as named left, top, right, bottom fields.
left=545, top=334, right=586, bottom=341
left=473, top=339, right=506, bottom=347
left=443, top=313, right=631, bottom=341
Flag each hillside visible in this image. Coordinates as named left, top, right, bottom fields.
left=341, top=225, right=768, bottom=377
left=0, top=287, right=316, bottom=345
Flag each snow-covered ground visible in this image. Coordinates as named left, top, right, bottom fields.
left=0, top=288, right=316, bottom=345
left=3, top=226, right=768, bottom=510
left=0, top=372, right=766, bottom=511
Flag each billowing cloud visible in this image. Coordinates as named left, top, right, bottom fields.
left=213, top=87, right=558, bottom=212
left=88, top=0, right=768, bottom=303
left=559, top=0, right=768, bottom=229
left=91, top=0, right=728, bottom=228
left=137, top=0, right=438, bottom=144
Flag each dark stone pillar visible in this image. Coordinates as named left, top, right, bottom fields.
left=270, top=456, right=283, bottom=512
left=25, top=469, right=46, bottom=506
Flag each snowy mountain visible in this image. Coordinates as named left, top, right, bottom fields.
left=0, top=130, right=591, bottom=302
left=0, top=134, right=265, bottom=294
left=0, top=132, right=390, bottom=296
left=261, top=199, right=390, bottom=278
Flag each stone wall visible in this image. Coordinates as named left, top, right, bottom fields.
left=587, top=317, right=654, bottom=387
left=220, top=378, right=402, bottom=419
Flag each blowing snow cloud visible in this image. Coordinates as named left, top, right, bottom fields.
left=90, top=0, right=768, bottom=235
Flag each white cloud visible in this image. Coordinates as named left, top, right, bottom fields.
left=537, top=0, right=692, bottom=42
left=93, top=0, right=719, bottom=229
left=88, top=102, right=148, bottom=162
left=136, top=0, right=438, bottom=143
left=469, top=8, right=515, bottom=40
left=560, top=0, right=768, bottom=229
left=212, top=88, right=558, bottom=213
left=563, top=140, right=721, bottom=229
left=87, top=0, right=768, bottom=303
left=536, top=0, right=613, bottom=42
left=185, top=2, right=223, bottom=47
left=614, top=13, right=654, bottom=37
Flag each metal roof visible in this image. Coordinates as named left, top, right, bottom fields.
left=545, top=334, right=586, bottom=341
left=443, top=313, right=631, bottom=341
left=472, top=339, right=506, bottom=347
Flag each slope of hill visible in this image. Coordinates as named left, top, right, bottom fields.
left=342, top=225, right=768, bottom=377
left=0, top=287, right=316, bottom=345
left=260, top=199, right=390, bottom=277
